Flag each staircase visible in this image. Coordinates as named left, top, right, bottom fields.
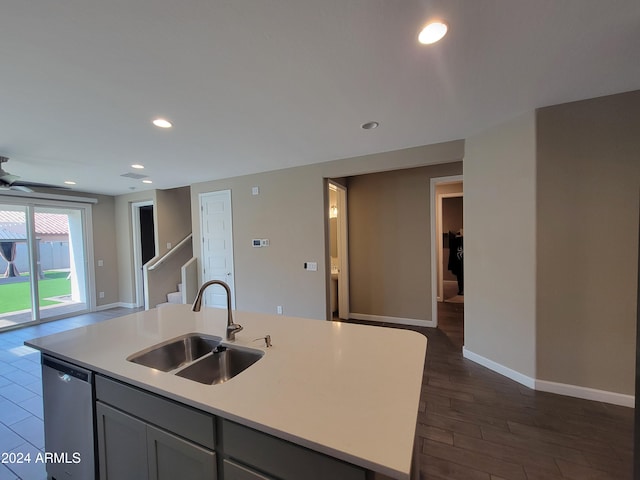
left=143, top=234, right=198, bottom=310
left=157, top=283, right=184, bottom=308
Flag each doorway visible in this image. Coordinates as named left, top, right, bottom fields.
left=132, top=201, right=156, bottom=308
left=430, top=176, right=464, bottom=346
left=327, top=180, right=349, bottom=320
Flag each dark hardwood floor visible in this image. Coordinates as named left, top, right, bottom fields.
left=348, top=302, right=634, bottom=480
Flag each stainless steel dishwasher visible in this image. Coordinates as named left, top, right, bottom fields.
left=42, top=355, right=96, bottom=480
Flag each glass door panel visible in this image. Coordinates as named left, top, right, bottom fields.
left=34, top=206, right=88, bottom=320
left=0, top=204, right=35, bottom=329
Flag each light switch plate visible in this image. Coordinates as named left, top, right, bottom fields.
left=252, top=186, right=259, bottom=195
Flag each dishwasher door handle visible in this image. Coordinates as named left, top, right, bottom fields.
left=57, top=372, right=72, bottom=382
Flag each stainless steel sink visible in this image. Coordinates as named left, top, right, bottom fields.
left=176, top=345, right=263, bottom=385
left=127, top=334, right=222, bottom=372
left=127, top=334, right=264, bottom=385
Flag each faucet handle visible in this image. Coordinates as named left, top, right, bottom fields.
left=226, top=323, right=243, bottom=341
left=253, top=335, right=272, bottom=348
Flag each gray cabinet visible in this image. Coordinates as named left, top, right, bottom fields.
left=96, top=402, right=150, bottom=480
left=95, top=376, right=216, bottom=480
left=223, top=459, right=273, bottom=480
left=222, top=420, right=365, bottom=480
left=94, top=375, right=378, bottom=480
left=147, top=425, right=216, bottom=480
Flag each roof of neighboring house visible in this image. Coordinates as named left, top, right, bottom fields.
left=0, top=211, right=69, bottom=237
left=0, top=226, right=25, bottom=241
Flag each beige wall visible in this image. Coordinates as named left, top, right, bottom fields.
left=155, top=186, right=192, bottom=257
left=90, top=194, right=119, bottom=307
left=347, top=163, right=462, bottom=321
left=192, top=168, right=326, bottom=318
left=190, top=141, right=464, bottom=320
left=536, top=91, right=640, bottom=395
left=464, top=112, right=537, bottom=378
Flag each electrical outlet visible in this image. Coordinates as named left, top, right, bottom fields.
left=277, top=306, right=283, bottom=315
left=166, top=242, right=172, bottom=249
left=97, top=260, right=104, bottom=267
left=99, top=291, right=105, bottom=299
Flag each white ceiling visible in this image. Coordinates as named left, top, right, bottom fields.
left=1, top=0, right=639, bottom=196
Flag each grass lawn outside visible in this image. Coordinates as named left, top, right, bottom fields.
left=0, top=271, right=71, bottom=314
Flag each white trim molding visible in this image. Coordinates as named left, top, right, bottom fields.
left=462, top=347, right=535, bottom=389
left=350, top=312, right=436, bottom=328
left=534, top=379, right=635, bottom=408
left=463, top=347, right=634, bottom=408
left=95, top=302, right=138, bottom=311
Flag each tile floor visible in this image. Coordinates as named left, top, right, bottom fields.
left=0, top=308, right=139, bottom=480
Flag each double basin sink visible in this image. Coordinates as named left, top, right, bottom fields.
left=127, top=334, right=263, bottom=385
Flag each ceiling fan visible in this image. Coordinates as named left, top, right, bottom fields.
left=0, top=156, right=69, bottom=192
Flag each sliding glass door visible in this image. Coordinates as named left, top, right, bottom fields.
left=35, top=206, right=88, bottom=320
left=0, top=200, right=91, bottom=330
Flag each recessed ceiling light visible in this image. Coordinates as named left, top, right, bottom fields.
left=64, top=180, right=76, bottom=185
left=361, top=121, right=379, bottom=130
left=131, top=164, right=144, bottom=169
left=142, top=180, right=153, bottom=184
left=418, top=21, right=448, bottom=45
left=152, top=118, right=172, bottom=128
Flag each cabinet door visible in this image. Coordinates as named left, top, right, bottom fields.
left=223, top=459, right=273, bottom=480
left=96, top=402, right=149, bottom=480
left=147, top=425, right=217, bottom=480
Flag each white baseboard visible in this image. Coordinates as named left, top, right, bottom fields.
left=462, top=347, right=535, bottom=389
left=462, top=347, right=634, bottom=408
left=349, top=313, right=436, bottom=328
left=534, top=379, right=635, bottom=408
left=95, top=302, right=138, bottom=311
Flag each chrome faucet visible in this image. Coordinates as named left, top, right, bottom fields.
left=192, top=280, right=243, bottom=341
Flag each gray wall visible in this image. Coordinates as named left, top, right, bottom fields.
left=464, top=90, right=640, bottom=396
left=190, top=141, right=465, bottom=320
left=464, top=111, right=538, bottom=378
left=91, top=193, right=119, bottom=307
left=347, top=163, right=463, bottom=321
left=536, top=90, right=640, bottom=395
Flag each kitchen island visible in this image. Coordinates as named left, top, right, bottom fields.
left=26, top=304, right=427, bottom=480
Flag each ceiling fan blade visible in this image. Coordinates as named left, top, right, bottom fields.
left=0, top=170, right=20, bottom=184
left=0, top=157, right=69, bottom=191
left=11, top=180, right=70, bottom=190
left=10, top=185, right=34, bottom=193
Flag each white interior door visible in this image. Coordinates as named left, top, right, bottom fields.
left=199, top=190, right=235, bottom=309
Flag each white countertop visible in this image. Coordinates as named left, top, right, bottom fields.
left=26, top=305, right=427, bottom=479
